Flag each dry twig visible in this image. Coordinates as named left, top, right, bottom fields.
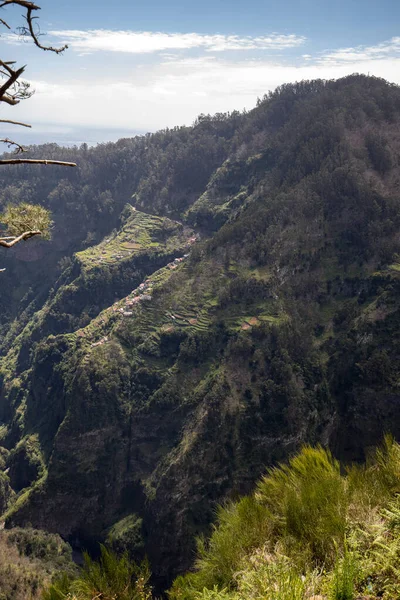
left=0, top=137, right=25, bottom=153
left=0, top=119, right=31, bottom=127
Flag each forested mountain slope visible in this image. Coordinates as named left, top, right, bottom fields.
left=1, top=74, right=400, bottom=588
left=0, top=113, right=238, bottom=338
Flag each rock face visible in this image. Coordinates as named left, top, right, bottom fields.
left=2, top=75, right=400, bottom=588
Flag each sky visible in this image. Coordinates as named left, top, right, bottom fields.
left=0, top=0, right=399, bottom=145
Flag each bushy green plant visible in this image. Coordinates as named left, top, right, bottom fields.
left=371, top=434, right=400, bottom=497
left=236, top=556, right=308, bottom=600
left=361, top=494, right=400, bottom=598
left=41, top=572, right=72, bottom=600
left=169, top=497, right=271, bottom=598
left=170, top=447, right=348, bottom=599
left=330, top=542, right=358, bottom=600
left=171, top=439, right=400, bottom=600
left=196, top=497, right=271, bottom=586
left=256, top=446, right=348, bottom=562
left=347, top=434, right=400, bottom=517
left=43, top=545, right=151, bottom=600
left=194, top=587, right=237, bottom=600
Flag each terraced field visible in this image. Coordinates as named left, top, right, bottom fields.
left=76, top=206, right=194, bottom=270
left=76, top=257, right=285, bottom=367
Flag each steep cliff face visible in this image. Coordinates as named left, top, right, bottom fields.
left=1, top=75, right=400, bottom=587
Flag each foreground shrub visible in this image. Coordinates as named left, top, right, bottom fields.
left=43, top=545, right=151, bottom=600
left=236, top=554, right=310, bottom=600
left=329, top=543, right=358, bottom=600
left=256, top=446, right=347, bottom=563
left=171, top=496, right=270, bottom=597
left=170, top=438, right=400, bottom=600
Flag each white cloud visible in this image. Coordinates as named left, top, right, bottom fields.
left=8, top=53, right=399, bottom=138
left=319, top=36, right=400, bottom=65
left=1, top=32, right=27, bottom=45
left=2, top=31, right=400, bottom=142
left=46, top=29, right=306, bottom=54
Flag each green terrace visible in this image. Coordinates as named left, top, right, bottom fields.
left=75, top=206, right=196, bottom=269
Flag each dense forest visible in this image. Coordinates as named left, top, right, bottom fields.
left=1, top=74, right=400, bottom=597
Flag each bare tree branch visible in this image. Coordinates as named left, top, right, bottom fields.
left=0, top=1, right=68, bottom=110
left=1, top=95, right=18, bottom=105
left=0, top=119, right=31, bottom=127
left=0, top=60, right=17, bottom=75
left=0, top=229, right=41, bottom=247
left=0, top=0, right=40, bottom=12
left=0, top=0, right=40, bottom=7
left=24, top=8, right=68, bottom=53
left=0, top=64, right=25, bottom=101
left=0, top=137, right=25, bottom=152
left=0, top=0, right=67, bottom=54
left=0, top=158, right=77, bottom=166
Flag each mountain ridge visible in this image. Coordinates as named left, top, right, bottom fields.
left=1, top=74, right=400, bottom=587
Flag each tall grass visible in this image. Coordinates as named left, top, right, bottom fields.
left=330, top=542, right=357, bottom=600
left=170, top=438, right=400, bottom=600
left=43, top=545, right=151, bottom=600
left=171, top=496, right=271, bottom=598
left=347, top=434, right=400, bottom=515
left=236, top=557, right=308, bottom=600
left=256, top=446, right=348, bottom=563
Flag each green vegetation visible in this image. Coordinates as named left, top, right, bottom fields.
left=170, top=437, right=400, bottom=600
left=106, top=514, right=144, bottom=555
left=77, top=207, right=192, bottom=270
left=43, top=545, right=151, bottom=600
left=1, top=74, right=400, bottom=591
left=0, top=203, right=53, bottom=240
